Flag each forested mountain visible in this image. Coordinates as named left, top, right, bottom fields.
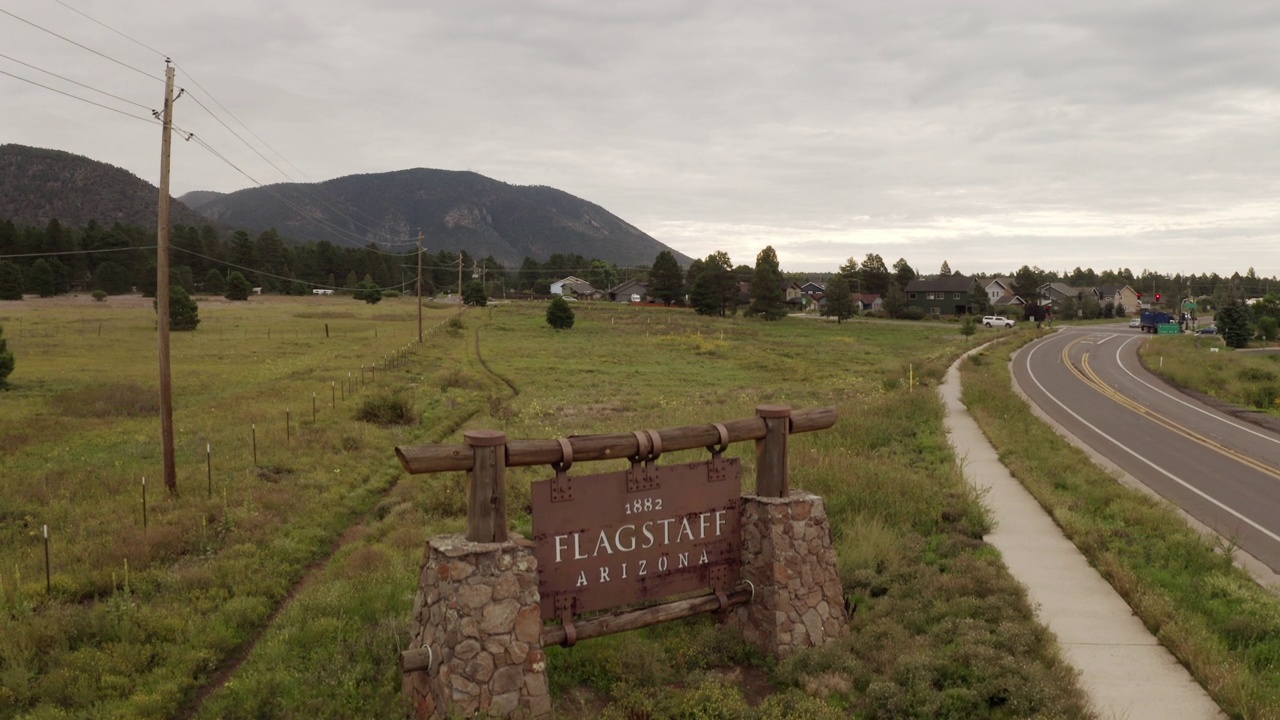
left=0, top=144, right=207, bottom=230
left=180, top=168, right=687, bottom=268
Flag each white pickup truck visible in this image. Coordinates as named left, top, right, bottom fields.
left=982, top=315, right=1015, bottom=328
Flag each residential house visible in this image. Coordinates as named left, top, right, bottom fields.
left=983, top=278, right=1013, bottom=302
left=982, top=278, right=1025, bottom=311
left=785, top=282, right=805, bottom=309
left=1095, top=285, right=1141, bottom=315
left=904, top=275, right=976, bottom=317
left=606, top=279, right=648, bottom=303
left=797, top=282, right=825, bottom=311
left=1038, top=283, right=1094, bottom=313
left=550, top=276, right=595, bottom=297
left=854, top=293, right=883, bottom=314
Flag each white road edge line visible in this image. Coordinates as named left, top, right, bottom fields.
left=1110, top=336, right=1280, bottom=448
left=1023, top=338, right=1280, bottom=546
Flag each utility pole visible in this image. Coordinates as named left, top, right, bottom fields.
left=156, top=59, right=177, bottom=496
left=457, top=251, right=464, bottom=313
left=417, top=230, right=423, bottom=343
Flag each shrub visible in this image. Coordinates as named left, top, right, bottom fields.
left=1248, top=385, right=1280, bottom=410
left=353, top=281, right=382, bottom=305
left=0, top=324, right=13, bottom=388
left=1259, top=316, right=1279, bottom=343
left=167, top=286, right=200, bottom=331
left=225, top=271, right=252, bottom=301
left=899, top=306, right=926, bottom=321
left=355, top=391, right=416, bottom=425
left=91, top=290, right=107, bottom=302
left=547, top=296, right=575, bottom=329
left=381, top=289, right=400, bottom=299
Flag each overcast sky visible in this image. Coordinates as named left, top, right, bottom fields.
left=5, top=0, right=1280, bottom=277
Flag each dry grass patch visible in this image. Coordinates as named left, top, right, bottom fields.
left=50, top=382, right=158, bottom=418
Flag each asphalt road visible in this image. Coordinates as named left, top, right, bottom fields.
left=1012, top=325, right=1280, bottom=572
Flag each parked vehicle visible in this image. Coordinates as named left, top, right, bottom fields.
left=983, top=315, right=1015, bottom=328
left=1197, top=325, right=1218, bottom=335
left=1138, top=310, right=1176, bottom=333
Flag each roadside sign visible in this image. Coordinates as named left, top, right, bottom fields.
left=531, top=459, right=742, bottom=620
left=1157, top=323, right=1180, bottom=334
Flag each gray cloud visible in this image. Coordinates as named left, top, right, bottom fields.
left=5, top=0, right=1280, bottom=276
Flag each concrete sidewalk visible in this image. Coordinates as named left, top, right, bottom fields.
left=938, top=356, right=1225, bottom=720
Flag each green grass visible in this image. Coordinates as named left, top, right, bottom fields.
left=1139, top=334, right=1280, bottom=414
left=962, top=334, right=1280, bottom=720
left=0, top=299, right=1089, bottom=719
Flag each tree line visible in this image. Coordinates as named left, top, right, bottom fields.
left=0, top=218, right=650, bottom=300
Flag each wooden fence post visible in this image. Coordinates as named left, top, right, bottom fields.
left=754, top=404, right=791, bottom=497
left=464, top=430, right=508, bottom=543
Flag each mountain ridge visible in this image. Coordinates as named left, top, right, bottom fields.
left=0, top=144, right=207, bottom=230
left=179, top=167, right=688, bottom=267
left=0, top=144, right=689, bottom=268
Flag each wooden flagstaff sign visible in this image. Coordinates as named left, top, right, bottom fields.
left=531, top=435, right=741, bottom=622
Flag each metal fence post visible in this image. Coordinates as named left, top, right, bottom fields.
left=754, top=404, right=791, bottom=497
left=465, top=430, right=508, bottom=542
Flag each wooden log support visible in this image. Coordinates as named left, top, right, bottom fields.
left=540, top=584, right=754, bottom=647
left=754, top=404, right=791, bottom=498
left=401, top=646, right=433, bottom=673
left=464, top=430, right=507, bottom=543
left=395, top=407, right=836, bottom=475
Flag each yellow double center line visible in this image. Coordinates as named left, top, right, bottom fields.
left=1061, top=336, right=1280, bottom=482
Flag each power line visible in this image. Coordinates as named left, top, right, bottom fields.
left=0, top=7, right=161, bottom=82
left=53, top=0, right=166, bottom=59
left=179, top=130, right=421, bottom=251
left=171, top=246, right=418, bottom=291
left=0, top=68, right=157, bottom=124
left=0, top=245, right=157, bottom=259
left=0, top=51, right=153, bottom=111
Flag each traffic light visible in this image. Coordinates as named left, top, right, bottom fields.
left=1155, top=293, right=1162, bottom=301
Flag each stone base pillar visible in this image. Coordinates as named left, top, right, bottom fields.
left=730, top=492, right=847, bottom=658
left=403, top=533, right=550, bottom=719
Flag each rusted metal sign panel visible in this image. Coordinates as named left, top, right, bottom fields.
left=531, top=459, right=741, bottom=620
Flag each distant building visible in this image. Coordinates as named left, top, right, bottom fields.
left=550, top=276, right=595, bottom=297
left=606, top=279, right=648, bottom=303
left=904, top=275, right=976, bottom=316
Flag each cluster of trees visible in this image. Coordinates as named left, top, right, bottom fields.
left=0, top=218, right=644, bottom=301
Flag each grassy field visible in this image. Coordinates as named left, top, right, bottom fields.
left=1, top=296, right=1088, bottom=719
left=1138, top=333, right=1280, bottom=415
left=962, top=334, right=1280, bottom=720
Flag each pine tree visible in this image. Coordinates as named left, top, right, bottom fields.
left=748, top=246, right=787, bottom=320
left=546, top=296, right=575, bottom=329
left=27, top=259, right=55, bottom=297
left=824, top=274, right=856, bottom=323
left=204, top=269, right=226, bottom=295
left=1217, top=301, right=1252, bottom=349
left=649, top=250, right=684, bottom=306
left=462, top=279, right=487, bottom=307
left=0, top=260, right=24, bottom=300
left=225, top=271, right=252, bottom=301
left=166, top=286, right=200, bottom=331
